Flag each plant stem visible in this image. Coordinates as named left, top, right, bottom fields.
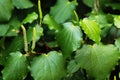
left=21, top=25, right=28, bottom=54
left=38, top=0, right=43, bottom=25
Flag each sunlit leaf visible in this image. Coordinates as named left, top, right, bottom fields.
left=0, top=0, right=14, bottom=22
left=22, top=12, right=38, bottom=24
left=75, top=44, right=120, bottom=80
left=12, top=0, right=33, bottom=9
left=56, top=22, right=82, bottom=58
left=80, top=18, right=101, bottom=43
left=2, top=52, right=29, bottom=80
left=30, top=51, right=66, bottom=80
left=50, top=0, right=77, bottom=23
left=114, top=16, right=120, bottom=28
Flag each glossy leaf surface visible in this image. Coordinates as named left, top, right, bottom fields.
left=50, top=0, right=77, bottom=23
left=22, top=12, right=38, bottom=24
left=75, top=44, right=120, bottom=80
left=56, top=22, right=82, bottom=58
left=80, top=18, right=101, bottom=43
left=30, top=51, right=66, bottom=80
left=2, top=52, right=29, bottom=80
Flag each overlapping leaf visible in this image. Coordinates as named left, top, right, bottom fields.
left=89, top=14, right=112, bottom=28
left=22, top=12, right=38, bottom=24
left=0, top=17, right=20, bottom=36
left=0, top=0, right=14, bottom=21
left=80, top=18, right=101, bottom=43
left=75, top=44, right=120, bottom=80
left=114, top=15, right=120, bottom=28
left=12, top=0, right=33, bottom=9
left=83, top=0, right=109, bottom=8
left=30, top=51, right=66, bottom=80
left=26, top=24, right=43, bottom=44
left=43, top=14, right=61, bottom=31
left=2, top=52, right=29, bottom=80
left=115, top=38, right=120, bottom=52
left=67, top=60, right=79, bottom=74
left=56, top=22, right=82, bottom=58
left=50, top=0, right=77, bottom=24
left=106, top=3, right=120, bottom=10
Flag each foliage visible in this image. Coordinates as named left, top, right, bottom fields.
left=0, top=0, right=120, bottom=80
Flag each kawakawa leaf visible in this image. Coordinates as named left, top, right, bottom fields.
left=0, top=0, right=14, bottom=22
left=30, top=51, right=66, bottom=80
left=43, top=14, right=61, bottom=31
left=114, top=15, right=120, bottom=28
left=22, top=12, right=38, bottom=24
left=12, top=0, right=33, bottom=9
left=50, top=0, right=77, bottom=24
left=56, top=22, right=82, bottom=58
left=2, top=52, right=29, bottom=80
left=115, top=38, right=120, bottom=52
left=80, top=18, right=101, bottom=43
left=75, top=44, right=120, bottom=80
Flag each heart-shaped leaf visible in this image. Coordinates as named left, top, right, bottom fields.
left=56, top=22, right=82, bottom=58
left=50, top=0, right=77, bottom=24
left=2, top=52, right=29, bottom=80
left=75, top=44, right=120, bottom=80
left=30, top=51, right=66, bottom=80
left=80, top=18, right=101, bottom=43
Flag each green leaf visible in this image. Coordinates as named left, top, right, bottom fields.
left=22, top=12, right=38, bottom=24
left=0, top=37, right=5, bottom=49
left=43, top=14, right=61, bottom=31
left=50, top=0, right=77, bottom=24
left=27, top=24, right=43, bottom=44
left=0, top=17, right=20, bottom=36
left=88, top=14, right=112, bottom=28
left=2, top=52, right=29, bottom=80
left=83, top=0, right=109, bottom=8
left=0, top=0, right=14, bottom=22
left=115, top=38, right=120, bottom=52
left=106, top=3, right=120, bottom=10
left=12, top=0, right=33, bottom=9
left=114, top=15, right=120, bottom=28
left=56, top=22, right=82, bottom=58
left=75, top=44, right=120, bottom=80
left=82, top=0, right=94, bottom=8
left=67, top=60, right=80, bottom=74
left=30, top=51, right=66, bottom=80
left=35, top=24, right=43, bottom=41
left=80, top=18, right=101, bottom=43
